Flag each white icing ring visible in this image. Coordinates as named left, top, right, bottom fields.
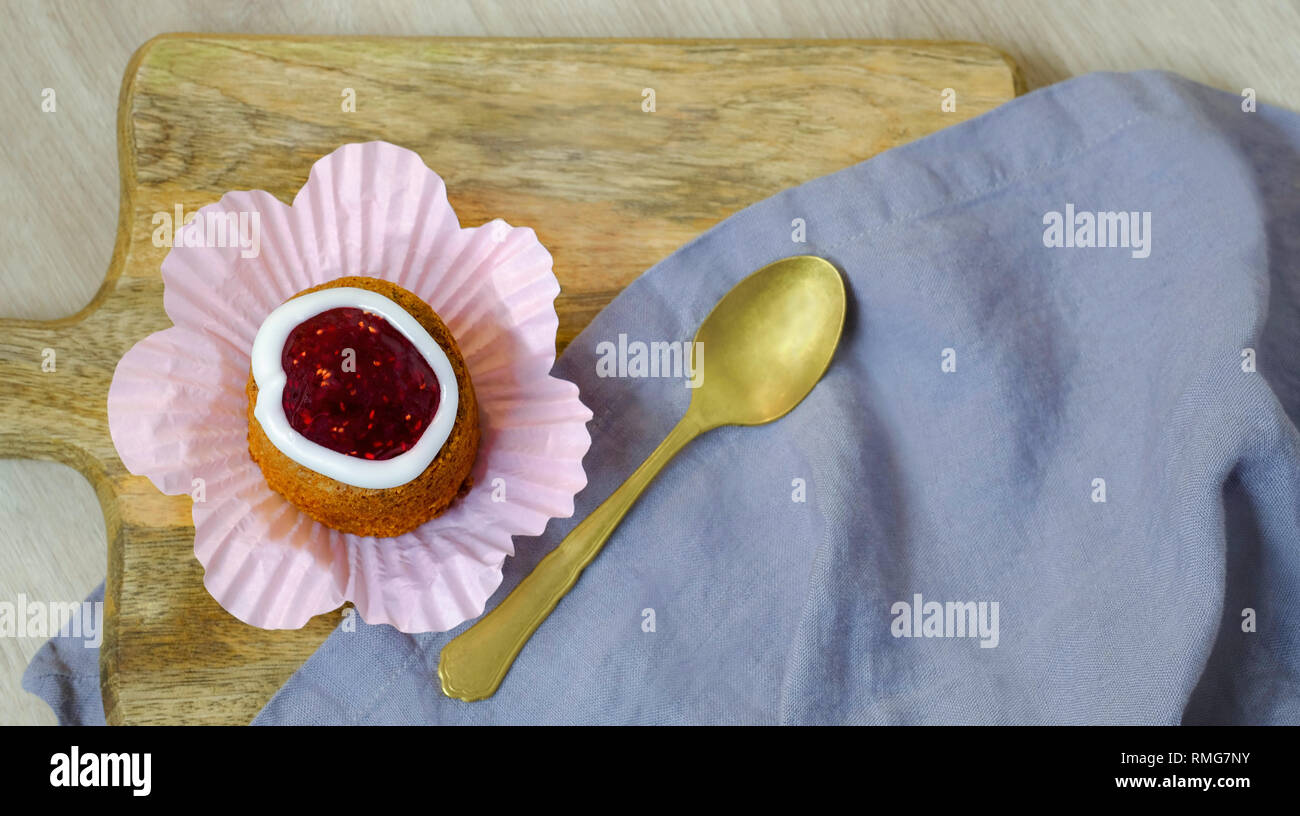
left=250, top=286, right=459, bottom=489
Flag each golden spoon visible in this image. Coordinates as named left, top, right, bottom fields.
left=438, top=255, right=846, bottom=701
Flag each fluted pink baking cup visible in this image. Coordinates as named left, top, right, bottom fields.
left=107, top=141, right=592, bottom=632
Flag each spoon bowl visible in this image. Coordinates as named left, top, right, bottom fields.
left=689, top=256, right=846, bottom=428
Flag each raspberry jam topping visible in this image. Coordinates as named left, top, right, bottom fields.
left=281, top=307, right=440, bottom=460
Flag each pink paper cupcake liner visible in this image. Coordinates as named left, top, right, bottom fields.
left=108, top=141, right=593, bottom=632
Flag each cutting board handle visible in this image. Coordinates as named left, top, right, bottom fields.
left=0, top=310, right=101, bottom=460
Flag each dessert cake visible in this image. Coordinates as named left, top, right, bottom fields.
left=246, top=276, right=480, bottom=537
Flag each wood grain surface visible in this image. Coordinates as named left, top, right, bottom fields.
left=0, top=34, right=1018, bottom=725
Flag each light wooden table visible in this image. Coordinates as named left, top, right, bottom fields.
left=3, top=0, right=1297, bottom=725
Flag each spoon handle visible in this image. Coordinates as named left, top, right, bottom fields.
left=438, top=412, right=705, bottom=701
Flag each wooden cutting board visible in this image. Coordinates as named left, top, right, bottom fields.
left=0, top=35, right=1020, bottom=725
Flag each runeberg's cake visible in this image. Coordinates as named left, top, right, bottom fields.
left=246, top=276, right=480, bottom=537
